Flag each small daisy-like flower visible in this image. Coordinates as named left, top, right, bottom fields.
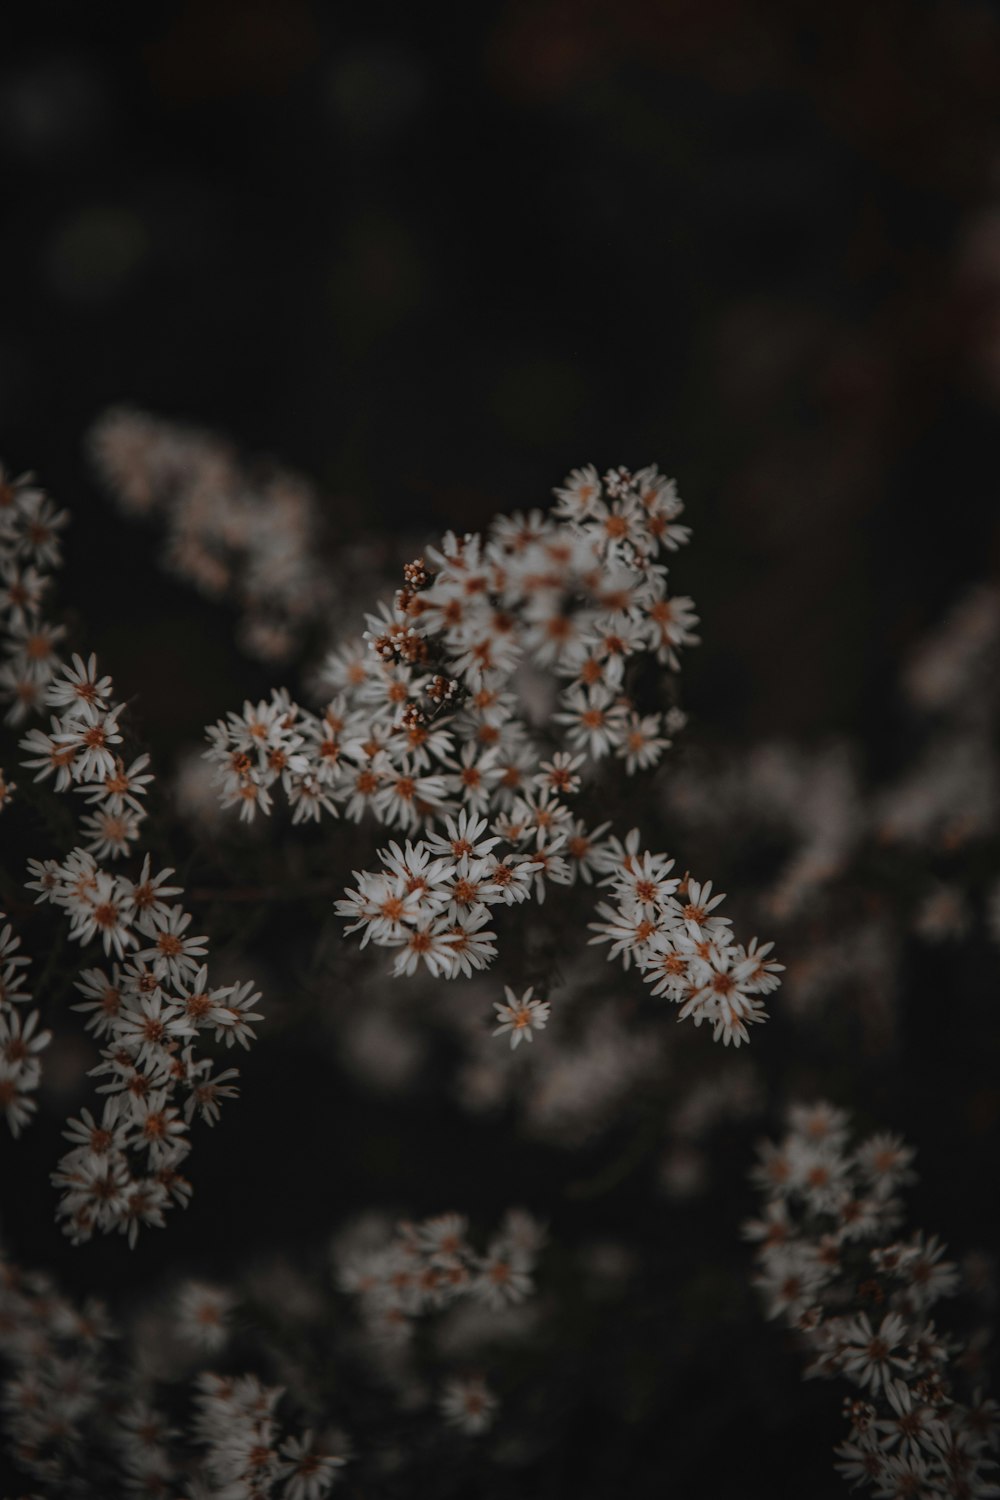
left=19, top=717, right=80, bottom=789
left=389, top=917, right=459, bottom=978
left=0, top=1005, right=52, bottom=1071
left=553, top=682, right=628, bottom=759
left=113, top=989, right=196, bottom=1070
left=124, top=855, right=183, bottom=936
left=183, top=1060, right=241, bottom=1124
left=67, top=870, right=136, bottom=958
left=175, top=1279, right=236, bottom=1353
left=79, top=805, right=144, bottom=860
left=474, top=1242, right=535, bottom=1307
left=208, top=978, right=264, bottom=1049
left=418, top=1213, right=470, bottom=1265
left=840, top=1311, right=914, bottom=1397
left=492, top=985, right=550, bottom=1048
left=76, top=752, right=154, bottom=815
left=137, top=906, right=209, bottom=987
left=14, top=488, right=69, bottom=568
left=614, top=710, right=672, bottom=773
left=444, top=908, right=498, bottom=977
left=426, top=808, right=500, bottom=861
left=552, top=463, right=604, bottom=520
left=439, top=1375, right=499, bottom=1435
left=44, top=652, right=114, bottom=717
left=853, top=1131, right=918, bottom=1198
left=534, top=750, right=586, bottom=797
left=0, top=557, right=49, bottom=627
left=52, top=702, right=125, bottom=784
left=275, top=1430, right=347, bottom=1500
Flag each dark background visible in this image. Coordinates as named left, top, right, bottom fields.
left=3, top=0, right=999, bottom=750
left=2, top=3, right=1000, bottom=1496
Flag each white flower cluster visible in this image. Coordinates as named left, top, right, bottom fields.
left=337, top=1208, right=544, bottom=1347
left=202, top=465, right=778, bottom=1044
left=19, top=652, right=153, bottom=860
left=0, top=462, right=69, bottom=724
left=16, top=651, right=260, bottom=1245
left=205, top=463, right=694, bottom=824
left=90, top=407, right=335, bottom=662
left=194, top=1374, right=346, bottom=1500
left=0, top=1247, right=115, bottom=1493
left=0, top=1241, right=347, bottom=1498
left=0, top=913, right=51, bottom=1136
left=745, top=1104, right=999, bottom=1498
left=588, top=830, right=783, bottom=1047
left=333, top=811, right=553, bottom=980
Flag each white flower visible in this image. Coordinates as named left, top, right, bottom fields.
left=124, top=1091, right=190, bottom=1166
left=588, top=901, right=662, bottom=969
left=552, top=463, right=603, bottom=520
left=75, top=752, right=154, bottom=815
left=444, top=908, right=497, bottom=977
left=112, top=989, right=196, bottom=1070
left=44, top=651, right=113, bottom=717
left=275, top=1431, right=346, bottom=1499
left=439, top=1376, right=498, bottom=1435
left=426, top=809, right=501, bottom=861
left=854, top=1132, right=918, bottom=1199
left=418, top=1213, right=470, bottom=1265
left=19, top=718, right=80, bottom=789
left=183, top=1059, right=241, bottom=1124
left=443, top=741, right=503, bottom=815
left=615, top=710, right=672, bottom=773
left=67, top=869, right=136, bottom=958
left=123, top=855, right=183, bottom=936
left=207, top=979, right=264, bottom=1049
left=175, top=1279, right=236, bottom=1353
left=492, top=986, right=550, bottom=1048
left=137, top=906, right=209, bottom=987
left=473, top=1243, right=535, bottom=1308
left=389, top=917, right=460, bottom=978
left=52, top=702, right=125, bottom=783
left=642, top=592, right=700, bottom=667
left=553, top=682, right=628, bottom=759
left=0, top=559, right=48, bottom=628
left=79, top=805, right=144, bottom=860
left=841, top=1311, right=914, bottom=1396
left=534, top=750, right=585, bottom=797
left=13, top=489, right=69, bottom=567
left=373, top=768, right=449, bottom=831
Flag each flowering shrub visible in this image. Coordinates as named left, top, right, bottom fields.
left=1, top=420, right=996, bottom=1498
left=202, top=459, right=780, bottom=1047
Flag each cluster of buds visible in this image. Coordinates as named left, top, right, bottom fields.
left=395, top=554, right=431, bottom=614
